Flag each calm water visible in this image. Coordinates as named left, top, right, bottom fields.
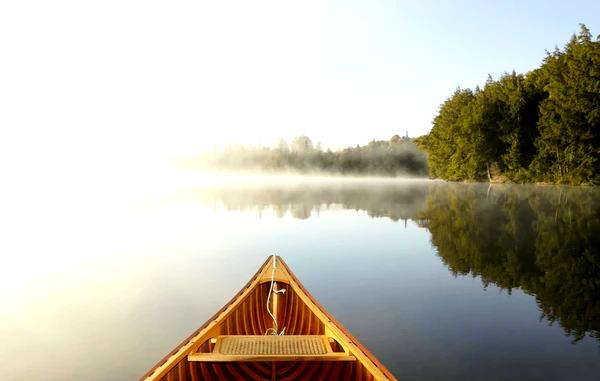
left=1, top=177, right=599, bottom=380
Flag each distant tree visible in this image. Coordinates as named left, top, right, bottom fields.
left=291, top=136, right=314, bottom=153
left=202, top=134, right=428, bottom=176
left=276, top=139, right=290, bottom=153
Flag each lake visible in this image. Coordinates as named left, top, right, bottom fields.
left=1, top=176, right=599, bottom=381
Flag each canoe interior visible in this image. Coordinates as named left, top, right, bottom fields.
left=155, top=282, right=378, bottom=381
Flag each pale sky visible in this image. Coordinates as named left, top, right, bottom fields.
left=0, top=0, right=599, bottom=300
left=1, top=0, right=599, bottom=166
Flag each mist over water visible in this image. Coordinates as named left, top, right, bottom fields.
left=185, top=134, right=430, bottom=177
left=1, top=175, right=598, bottom=381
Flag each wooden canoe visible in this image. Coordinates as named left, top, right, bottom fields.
left=140, top=256, right=397, bottom=381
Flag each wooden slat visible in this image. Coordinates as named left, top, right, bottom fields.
left=188, top=353, right=355, bottom=362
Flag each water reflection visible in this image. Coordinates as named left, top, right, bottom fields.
left=193, top=181, right=431, bottom=221
left=192, top=181, right=600, bottom=344
left=4, top=177, right=598, bottom=381
left=418, top=184, right=600, bottom=343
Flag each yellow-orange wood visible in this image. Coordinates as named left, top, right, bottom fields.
left=140, top=256, right=396, bottom=381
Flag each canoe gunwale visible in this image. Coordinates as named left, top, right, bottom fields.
left=138, top=257, right=272, bottom=381
left=280, top=258, right=397, bottom=381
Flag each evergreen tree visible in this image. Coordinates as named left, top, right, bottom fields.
left=532, top=24, right=600, bottom=184
left=420, top=88, right=475, bottom=179
left=420, top=24, right=599, bottom=185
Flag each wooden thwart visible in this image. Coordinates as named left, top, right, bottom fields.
left=188, top=335, right=356, bottom=362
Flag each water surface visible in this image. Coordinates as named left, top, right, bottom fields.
left=1, top=177, right=599, bottom=381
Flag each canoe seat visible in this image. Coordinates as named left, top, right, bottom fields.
left=188, top=335, right=355, bottom=362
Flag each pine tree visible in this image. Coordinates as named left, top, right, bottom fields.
left=532, top=24, right=600, bottom=184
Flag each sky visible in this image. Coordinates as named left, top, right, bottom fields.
left=0, top=0, right=598, bottom=305
left=1, top=0, right=599, bottom=168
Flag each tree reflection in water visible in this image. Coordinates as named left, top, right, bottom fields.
left=195, top=181, right=600, bottom=343
left=418, top=184, right=600, bottom=343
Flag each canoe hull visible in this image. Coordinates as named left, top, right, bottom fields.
left=140, top=257, right=396, bottom=381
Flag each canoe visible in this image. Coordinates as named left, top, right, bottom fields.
left=140, top=256, right=397, bottom=381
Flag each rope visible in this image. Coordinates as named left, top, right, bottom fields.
left=265, top=254, right=286, bottom=335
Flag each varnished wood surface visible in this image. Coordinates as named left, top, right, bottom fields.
left=188, top=353, right=356, bottom=362
left=140, top=256, right=397, bottom=381
left=168, top=361, right=378, bottom=381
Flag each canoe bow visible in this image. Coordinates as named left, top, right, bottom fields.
left=140, top=256, right=397, bottom=381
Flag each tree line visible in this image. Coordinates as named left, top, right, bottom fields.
left=200, top=135, right=428, bottom=176
left=416, top=24, right=600, bottom=185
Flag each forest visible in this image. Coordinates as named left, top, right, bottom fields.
left=416, top=24, right=600, bottom=185
left=198, top=134, right=429, bottom=176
